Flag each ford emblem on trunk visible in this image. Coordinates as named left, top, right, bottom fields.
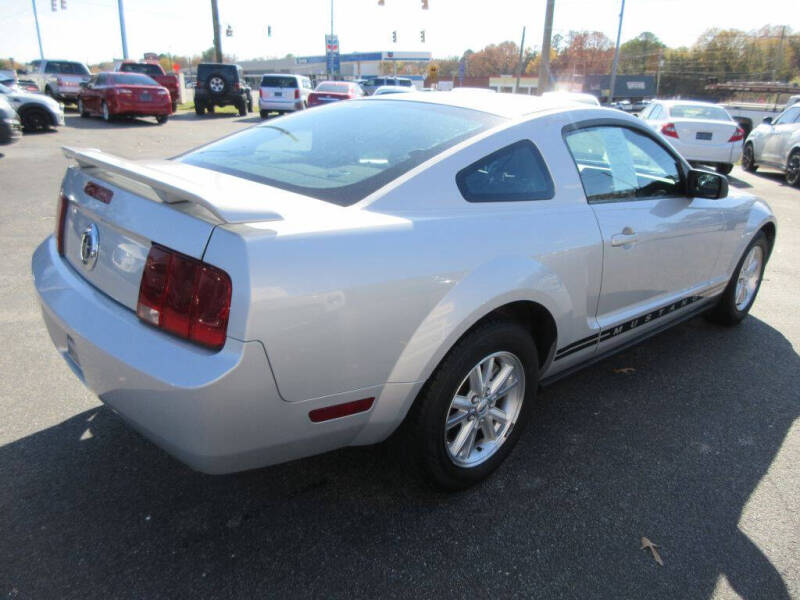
left=80, top=223, right=99, bottom=270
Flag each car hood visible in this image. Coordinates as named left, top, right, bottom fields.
left=7, top=90, right=61, bottom=111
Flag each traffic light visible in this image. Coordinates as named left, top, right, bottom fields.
left=226, top=25, right=233, bottom=37
left=378, top=0, right=385, bottom=5
left=51, top=0, right=57, bottom=11
left=421, top=0, right=429, bottom=9
left=392, top=30, right=397, bottom=43
left=61, top=0, right=66, bottom=8
left=420, top=30, right=425, bottom=43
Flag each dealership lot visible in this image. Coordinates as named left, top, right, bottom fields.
left=1, top=112, right=798, bottom=598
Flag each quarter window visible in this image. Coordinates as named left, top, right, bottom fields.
left=565, top=126, right=682, bottom=202
left=774, top=107, right=800, bottom=125
left=456, top=140, right=554, bottom=202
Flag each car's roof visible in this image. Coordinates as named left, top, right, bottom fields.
left=361, top=91, right=600, bottom=119
left=657, top=99, right=720, bottom=107
left=261, top=73, right=304, bottom=78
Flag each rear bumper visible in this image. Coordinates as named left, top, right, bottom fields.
left=259, top=98, right=303, bottom=111
left=109, top=97, right=171, bottom=116
left=672, top=139, right=742, bottom=165
left=32, top=236, right=378, bottom=474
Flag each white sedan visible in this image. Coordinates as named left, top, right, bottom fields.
left=32, top=93, right=775, bottom=489
left=639, top=100, right=744, bottom=174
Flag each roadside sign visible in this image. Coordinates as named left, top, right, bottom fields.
left=325, top=34, right=340, bottom=75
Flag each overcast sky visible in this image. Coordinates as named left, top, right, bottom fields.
left=2, top=0, right=797, bottom=65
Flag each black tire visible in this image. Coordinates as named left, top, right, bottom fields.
left=194, top=102, right=204, bottom=116
left=247, top=97, right=253, bottom=112
left=19, top=107, right=50, bottom=131
left=742, top=143, right=758, bottom=173
left=45, top=87, right=56, bottom=100
left=405, top=319, right=539, bottom=490
left=716, top=163, right=734, bottom=175
left=706, top=232, right=769, bottom=326
left=785, top=150, right=800, bottom=187
left=259, top=109, right=269, bottom=119
left=101, top=101, right=111, bottom=122
left=207, top=105, right=215, bottom=114
left=171, top=100, right=178, bottom=113
left=206, top=73, right=228, bottom=96
left=156, top=114, right=168, bottom=125
left=237, top=100, right=247, bottom=117
left=78, top=98, right=89, bottom=118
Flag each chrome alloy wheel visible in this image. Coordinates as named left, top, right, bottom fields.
left=209, top=76, right=225, bottom=93
left=786, top=153, right=800, bottom=186
left=102, top=102, right=110, bottom=121
left=444, top=351, right=525, bottom=468
left=735, top=245, right=763, bottom=311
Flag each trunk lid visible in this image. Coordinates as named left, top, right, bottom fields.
left=671, top=118, right=738, bottom=143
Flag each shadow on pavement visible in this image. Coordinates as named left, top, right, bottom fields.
left=64, top=115, right=162, bottom=130
left=1, top=316, right=797, bottom=598
left=727, top=174, right=753, bottom=189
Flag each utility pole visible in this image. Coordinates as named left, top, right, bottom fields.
left=211, top=0, right=222, bottom=62
left=656, top=52, right=664, bottom=96
left=538, top=0, right=555, bottom=94
left=514, top=26, right=526, bottom=94
left=31, top=0, right=44, bottom=60
left=608, top=0, right=625, bottom=104
left=117, top=0, right=129, bottom=59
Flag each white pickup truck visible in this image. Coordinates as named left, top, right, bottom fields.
left=26, top=59, right=91, bottom=105
left=711, top=82, right=800, bottom=137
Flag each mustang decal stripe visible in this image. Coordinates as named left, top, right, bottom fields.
left=554, top=295, right=706, bottom=361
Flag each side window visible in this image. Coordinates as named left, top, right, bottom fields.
left=651, top=105, right=663, bottom=120
left=774, top=107, right=800, bottom=125
left=44, top=62, right=59, bottom=74
left=639, top=104, right=653, bottom=120
left=565, top=126, right=682, bottom=202
left=95, top=74, right=106, bottom=86
left=456, top=140, right=554, bottom=202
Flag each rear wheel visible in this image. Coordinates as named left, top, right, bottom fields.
left=246, top=96, right=253, bottom=112
left=78, top=98, right=89, bottom=118
left=101, top=101, right=111, bottom=122
left=155, top=114, right=168, bottom=125
left=237, top=100, right=247, bottom=117
left=706, top=232, right=768, bottom=326
left=171, top=100, right=178, bottom=113
left=19, top=107, right=50, bottom=131
left=259, top=109, right=269, bottom=119
left=785, top=150, right=800, bottom=187
left=405, top=319, right=538, bottom=490
left=207, top=105, right=215, bottom=114
left=194, top=102, right=204, bottom=116
left=45, top=87, right=56, bottom=100
left=716, top=163, right=734, bottom=175
left=742, top=143, right=758, bottom=172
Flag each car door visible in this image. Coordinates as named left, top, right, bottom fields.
left=762, top=106, right=800, bottom=166
left=564, top=122, right=726, bottom=350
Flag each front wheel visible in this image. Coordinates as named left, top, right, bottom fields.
left=259, top=109, right=269, bottom=119
left=101, top=101, right=111, bottom=122
left=237, top=100, right=247, bottom=117
left=78, top=99, right=88, bottom=118
left=706, top=232, right=769, bottom=326
left=785, top=150, right=800, bottom=187
left=716, top=163, right=734, bottom=175
left=405, top=319, right=538, bottom=490
left=741, top=143, right=758, bottom=172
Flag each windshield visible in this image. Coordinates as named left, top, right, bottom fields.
left=669, top=104, right=731, bottom=121
left=0, top=84, right=11, bottom=94
left=180, top=100, right=504, bottom=206
left=110, top=73, right=159, bottom=86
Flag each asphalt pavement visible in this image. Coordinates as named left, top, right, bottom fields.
left=0, top=110, right=797, bottom=599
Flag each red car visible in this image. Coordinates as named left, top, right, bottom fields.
left=307, top=81, right=365, bottom=107
left=117, top=61, right=181, bottom=113
left=77, top=72, right=171, bottom=124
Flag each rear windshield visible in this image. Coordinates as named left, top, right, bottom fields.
left=180, top=100, right=504, bottom=206
left=261, top=76, right=298, bottom=88
left=316, top=82, right=349, bottom=92
left=110, top=73, right=159, bottom=86
left=669, top=104, right=731, bottom=121
left=120, top=63, right=162, bottom=76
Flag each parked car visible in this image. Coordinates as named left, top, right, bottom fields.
left=194, top=63, right=252, bottom=116
left=117, top=61, right=181, bottom=113
left=742, top=103, right=800, bottom=186
left=77, top=72, right=171, bottom=124
left=541, top=91, right=600, bottom=106
left=34, top=95, right=776, bottom=489
left=257, top=74, right=313, bottom=117
left=639, top=100, right=744, bottom=175
left=0, top=82, right=64, bottom=131
left=0, top=95, right=22, bottom=145
left=373, top=85, right=413, bottom=96
left=26, top=59, right=90, bottom=104
left=307, top=81, right=365, bottom=107
left=361, top=76, right=413, bottom=95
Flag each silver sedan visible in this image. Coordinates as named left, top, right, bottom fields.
left=32, top=93, right=776, bottom=489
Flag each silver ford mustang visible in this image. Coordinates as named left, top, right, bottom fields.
left=32, top=93, right=776, bottom=489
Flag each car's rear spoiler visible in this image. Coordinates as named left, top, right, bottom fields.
left=62, top=146, right=283, bottom=224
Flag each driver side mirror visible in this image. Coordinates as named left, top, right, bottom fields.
left=688, top=168, right=728, bottom=199
left=762, top=116, right=773, bottom=124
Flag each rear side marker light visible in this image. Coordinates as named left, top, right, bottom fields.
left=56, top=192, right=68, bottom=256
left=728, top=127, right=745, bottom=142
left=309, top=397, right=375, bottom=423
left=661, top=122, right=679, bottom=138
left=137, top=244, right=232, bottom=350
left=84, top=181, right=113, bottom=204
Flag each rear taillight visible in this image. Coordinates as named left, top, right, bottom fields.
left=294, top=89, right=300, bottom=99
left=259, top=88, right=265, bottom=99
left=56, top=192, right=68, bottom=256
left=661, top=123, right=679, bottom=138
left=233, top=81, right=240, bottom=91
left=57, top=77, right=64, bottom=86
left=728, top=127, right=745, bottom=142
left=137, top=244, right=232, bottom=350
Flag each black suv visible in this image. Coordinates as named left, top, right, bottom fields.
left=194, top=63, right=252, bottom=116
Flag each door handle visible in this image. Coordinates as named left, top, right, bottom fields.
left=611, top=228, right=638, bottom=247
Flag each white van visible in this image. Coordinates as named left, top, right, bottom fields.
left=259, top=74, right=313, bottom=117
